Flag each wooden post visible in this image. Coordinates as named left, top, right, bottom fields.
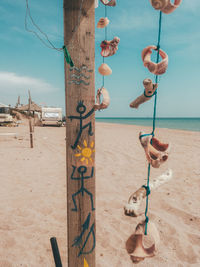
left=28, top=90, right=33, bottom=148
left=29, top=119, right=33, bottom=148
left=63, top=0, right=95, bottom=266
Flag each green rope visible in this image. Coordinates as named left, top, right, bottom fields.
left=144, top=11, right=162, bottom=235
left=63, top=45, right=74, bottom=67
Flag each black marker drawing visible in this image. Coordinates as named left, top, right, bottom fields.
left=68, top=101, right=94, bottom=149
left=72, top=212, right=95, bottom=257
left=69, top=65, right=93, bottom=86
left=71, top=165, right=95, bottom=212
left=70, top=65, right=93, bottom=73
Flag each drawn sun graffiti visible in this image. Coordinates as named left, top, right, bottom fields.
left=75, top=140, right=95, bottom=165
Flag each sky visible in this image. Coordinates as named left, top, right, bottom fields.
left=0, top=0, right=200, bottom=117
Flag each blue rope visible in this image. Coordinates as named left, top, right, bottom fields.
left=144, top=11, right=162, bottom=235
left=102, top=5, right=107, bottom=88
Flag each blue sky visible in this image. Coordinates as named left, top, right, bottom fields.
left=0, top=0, right=199, bottom=117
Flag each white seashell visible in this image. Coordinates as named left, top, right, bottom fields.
left=98, top=63, right=112, bottom=76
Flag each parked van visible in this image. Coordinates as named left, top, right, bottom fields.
left=41, top=107, right=63, bottom=126
left=0, top=103, right=13, bottom=125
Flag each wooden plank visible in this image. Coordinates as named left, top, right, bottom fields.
left=63, top=0, right=95, bottom=266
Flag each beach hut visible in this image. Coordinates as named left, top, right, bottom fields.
left=17, top=101, right=42, bottom=113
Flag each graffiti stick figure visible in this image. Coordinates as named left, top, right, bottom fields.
left=71, top=165, right=95, bottom=212
left=72, top=212, right=96, bottom=257
left=68, top=101, right=94, bottom=149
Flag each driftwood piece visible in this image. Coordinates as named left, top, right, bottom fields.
left=97, top=17, right=109, bottom=28
left=98, top=63, right=112, bottom=76
left=142, top=45, right=168, bottom=75
left=94, top=87, right=110, bottom=111
left=126, top=220, right=160, bottom=263
left=150, top=0, right=182, bottom=14
left=139, top=131, right=169, bottom=168
left=100, top=37, right=120, bottom=57
left=124, top=169, right=172, bottom=217
left=130, top=79, right=158, bottom=109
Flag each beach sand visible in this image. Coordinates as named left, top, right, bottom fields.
left=0, top=122, right=200, bottom=266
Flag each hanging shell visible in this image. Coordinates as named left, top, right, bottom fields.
left=161, top=0, right=182, bottom=14
left=97, top=17, right=110, bottom=29
left=98, top=63, right=112, bottom=76
left=139, top=131, right=169, bottom=168
left=150, top=0, right=182, bottom=14
left=142, top=45, right=168, bottom=75
left=126, top=220, right=160, bottom=263
left=150, top=0, right=169, bottom=10
left=100, top=0, right=116, bottom=7
left=100, top=37, right=120, bottom=57
left=94, top=87, right=110, bottom=111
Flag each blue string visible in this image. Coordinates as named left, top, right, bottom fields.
left=145, top=11, right=162, bottom=235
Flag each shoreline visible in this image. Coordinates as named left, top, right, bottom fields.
left=95, top=118, right=200, bottom=133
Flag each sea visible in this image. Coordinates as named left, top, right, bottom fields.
left=95, top=118, right=200, bottom=132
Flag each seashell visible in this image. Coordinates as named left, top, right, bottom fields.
left=100, top=36, right=120, bottom=57
left=94, top=87, right=110, bottom=111
left=97, top=17, right=110, bottom=29
left=98, top=63, right=112, bottom=76
left=161, top=0, right=182, bottom=14
left=126, top=220, right=160, bottom=263
left=100, top=0, right=116, bottom=7
left=150, top=0, right=169, bottom=10
left=139, top=131, right=169, bottom=168
left=130, top=78, right=158, bottom=109
left=124, top=169, right=173, bottom=217
left=142, top=45, right=168, bottom=75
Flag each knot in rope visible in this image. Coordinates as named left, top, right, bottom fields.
left=142, top=185, right=151, bottom=196
left=156, top=44, right=160, bottom=51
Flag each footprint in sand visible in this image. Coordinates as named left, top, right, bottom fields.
left=0, top=236, right=16, bottom=249
left=187, top=233, right=200, bottom=247
left=160, top=219, right=198, bottom=264
left=160, top=200, right=200, bottom=232
left=0, top=260, right=12, bottom=267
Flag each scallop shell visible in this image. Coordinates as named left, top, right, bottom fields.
left=150, top=0, right=169, bottom=10
left=97, top=17, right=110, bottom=29
left=98, top=63, right=112, bottom=76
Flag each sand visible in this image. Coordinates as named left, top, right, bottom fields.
left=0, top=122, right=200, bottom=266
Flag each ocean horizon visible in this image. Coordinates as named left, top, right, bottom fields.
left=95, top=117, right=200, bottom=132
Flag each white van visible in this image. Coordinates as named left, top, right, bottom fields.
left=0, top=103, right=13, bottom=125
left=41, top=107, right=63, bottom=126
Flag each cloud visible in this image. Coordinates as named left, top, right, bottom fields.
left=0, top=71, right=58, bottom=95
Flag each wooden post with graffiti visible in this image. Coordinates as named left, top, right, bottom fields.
left=63, top=0, right=95, bottom=266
